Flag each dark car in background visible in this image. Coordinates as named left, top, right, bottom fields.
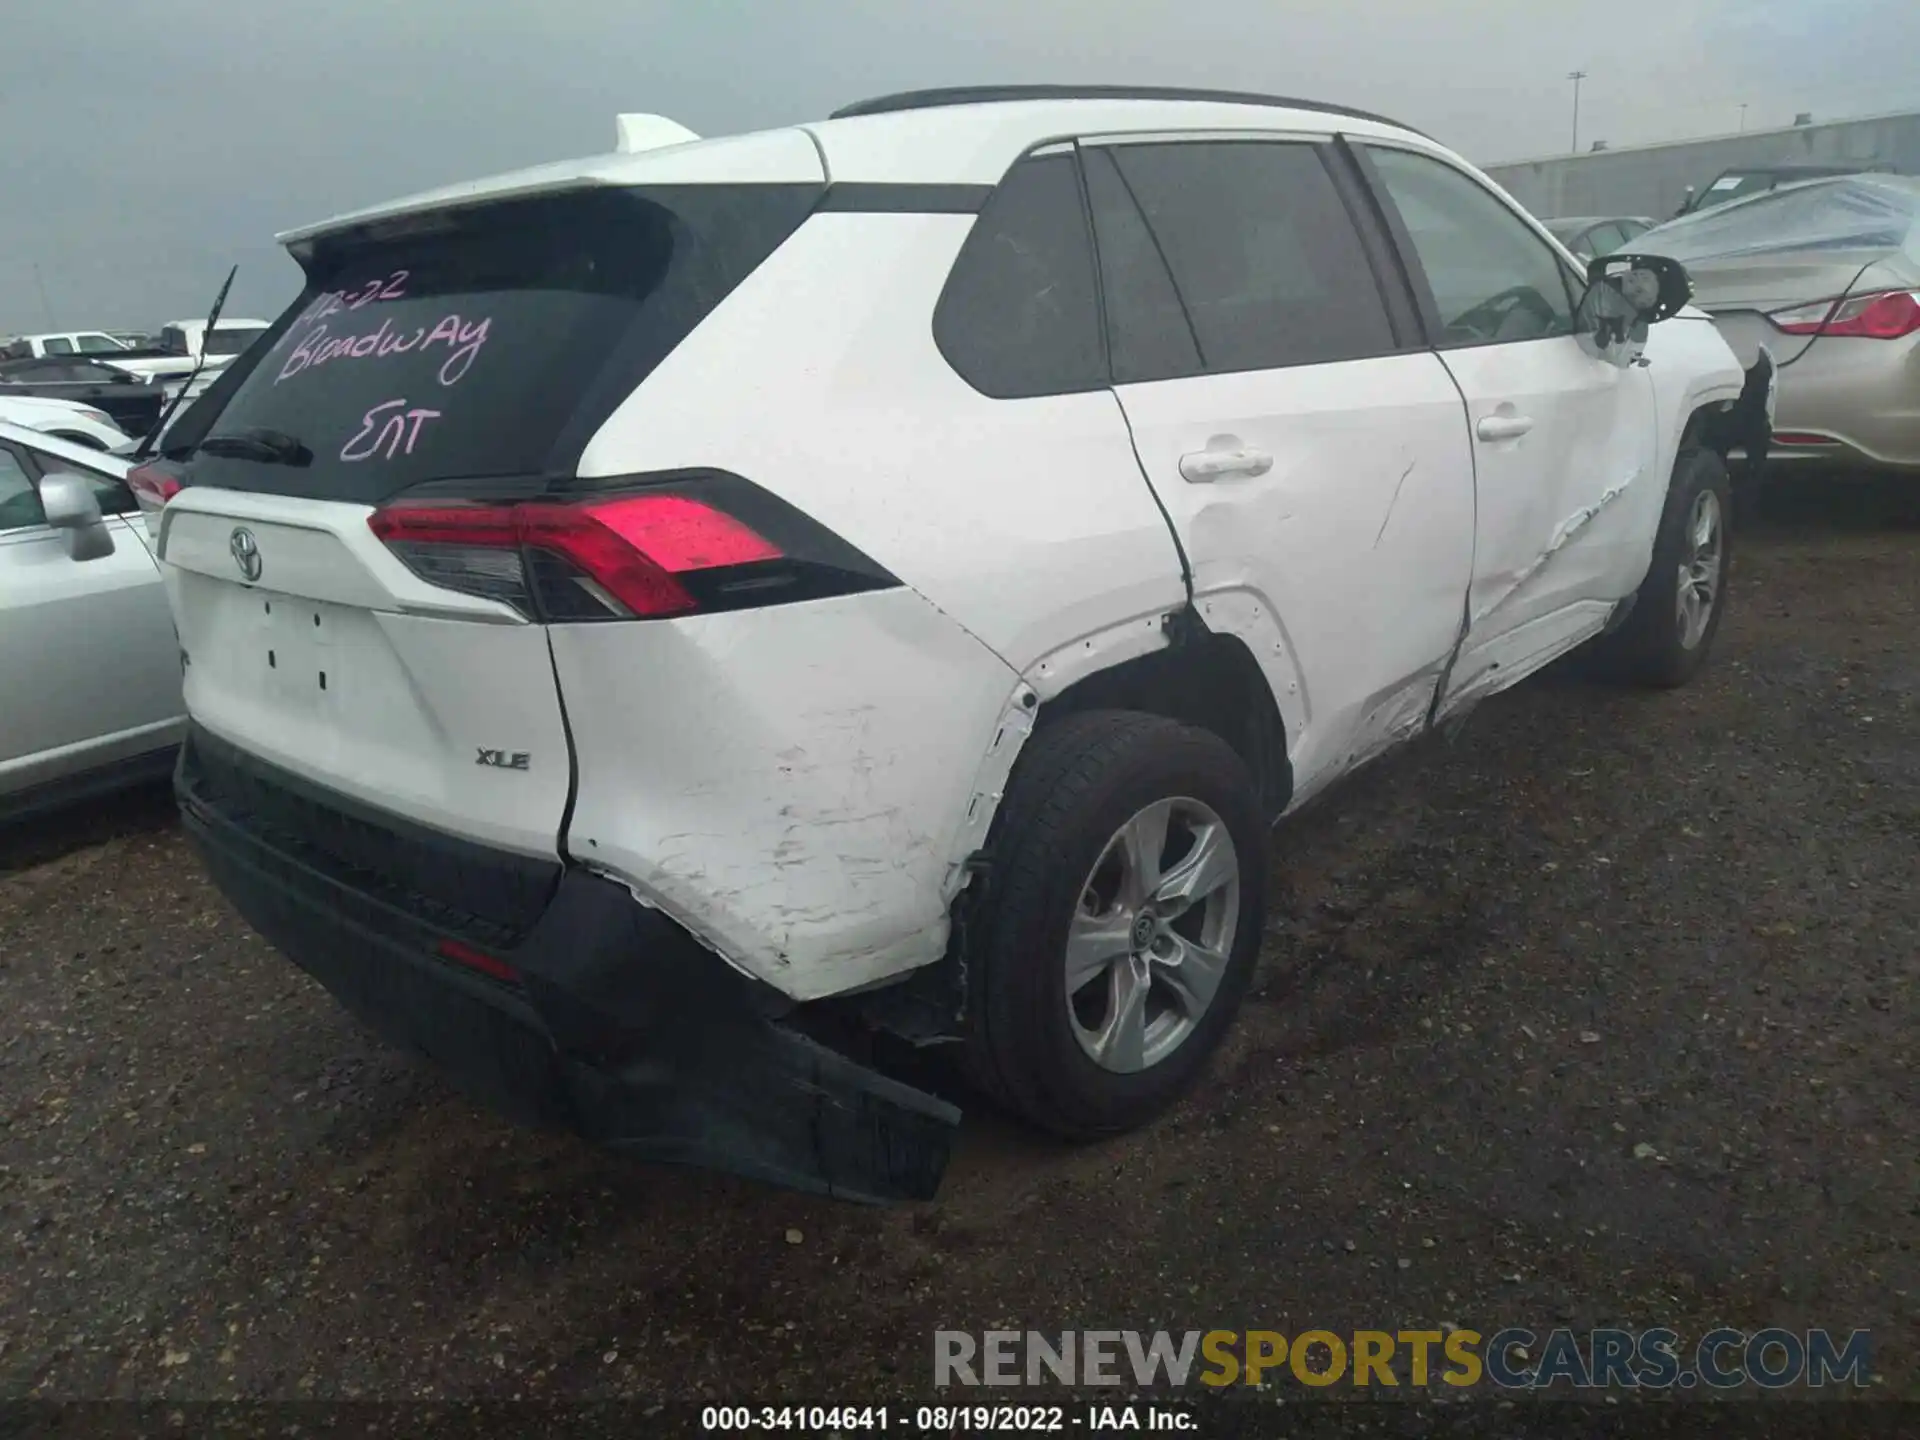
left=0, top=357, right=165, bottom=440
left=1543, top=215, right=1655, bottom=261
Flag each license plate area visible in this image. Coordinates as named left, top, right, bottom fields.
left=254, top=590, right=344, bottom=709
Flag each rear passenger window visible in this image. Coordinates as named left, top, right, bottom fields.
left=934, top=153, right=1104, bottom=398
left=1097, top=140, right=1397, bottom=377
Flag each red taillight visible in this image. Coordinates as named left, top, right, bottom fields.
left=1772, top=431, right=1838, bottom=447
left=127, top=464, right=183, bottom=508
left=436, top=937, right=521, bottom=984
left=369, top=492, right=786, bottom=620
left=370, top=476, right=897, bottom=622
left=1769, top=290, right=1920, bottom=339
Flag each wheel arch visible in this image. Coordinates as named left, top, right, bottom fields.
left=1035, top=615, right=1293, bottom=824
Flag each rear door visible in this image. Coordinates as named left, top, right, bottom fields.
left=1356, top=143, right=1658, bottom=714
left=155, top=180, right=823, bottom=857
left=1083, top=135, right=1477, bottom=799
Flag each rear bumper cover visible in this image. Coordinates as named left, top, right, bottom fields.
left=176, top=727, right=957, bottom=1202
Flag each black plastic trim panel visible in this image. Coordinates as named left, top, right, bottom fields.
left=178, top=725, right=559, bottom=949
left=814, top=183, right=993, bottom=214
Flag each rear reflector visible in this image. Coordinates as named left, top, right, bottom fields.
left=369, top=474, right=898, bottom=623
left=436, top=937, right=521, bottom=984
left=1769, top=290, right=1920, bottom=339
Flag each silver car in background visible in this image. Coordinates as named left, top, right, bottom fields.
left=0, top=422, right=183, bottom=821
left=1542, top=215, right=1655, bottom=262
left=1634, top=175, right=1920, bottom=473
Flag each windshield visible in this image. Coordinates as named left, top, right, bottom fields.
left=173, top=184, right=820, bottom=503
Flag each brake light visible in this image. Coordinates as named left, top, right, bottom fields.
left=368, top=476, right=894, bottom=623
left=1772, top=432, right=1837, bottom=447
left=127, top=464, right=183, bottom=508
left=1768, top=290, right=1920, bottom=339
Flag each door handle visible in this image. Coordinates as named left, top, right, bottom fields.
left=1475, top=415, right=1535, bottom=442
left=1178, top=446, right=1274, bottom=483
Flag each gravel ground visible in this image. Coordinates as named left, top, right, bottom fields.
left=2, top=473, right=1916, bottom=1413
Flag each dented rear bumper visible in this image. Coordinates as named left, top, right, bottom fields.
left=176, top=726, right=957, bottom=1203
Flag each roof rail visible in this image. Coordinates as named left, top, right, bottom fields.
left=829, top=84, right=1426, bottom=138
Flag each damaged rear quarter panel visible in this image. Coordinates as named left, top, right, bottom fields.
left=548, top=588, right=1021, bottom=1002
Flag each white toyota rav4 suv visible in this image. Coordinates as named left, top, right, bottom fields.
left=140, top=86, right=1772, bottom=1202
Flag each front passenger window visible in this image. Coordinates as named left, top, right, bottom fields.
left=28, top=450, right=137, bottom=517
left=0, top=450, right=45, bottom=531
left=1364, top=147, right=1575, bottom=348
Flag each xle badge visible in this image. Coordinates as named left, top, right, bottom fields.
left=476, top=748, right=531, bottom=771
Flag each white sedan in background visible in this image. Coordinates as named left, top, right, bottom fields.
left=0, top=422, right=184, bottom=821
left=0, top=393, right=132, bottom=452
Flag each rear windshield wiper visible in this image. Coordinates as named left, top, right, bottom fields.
left=196, top=428, right=313, bottom=467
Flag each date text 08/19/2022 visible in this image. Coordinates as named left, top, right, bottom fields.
left=701, top=1405, right=1195, bottom=1432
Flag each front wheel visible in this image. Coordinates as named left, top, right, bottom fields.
left=1589, top=446, right=1731, bottom=688
left=963, top=711, right=1267, bottom=1139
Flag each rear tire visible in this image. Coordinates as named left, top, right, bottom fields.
left=1589, top=446, right=1731, bottom=688
left=963, top=710, right=1267, bottom=1139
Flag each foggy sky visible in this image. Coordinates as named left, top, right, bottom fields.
left=3, top=0, right=1912, bottom=334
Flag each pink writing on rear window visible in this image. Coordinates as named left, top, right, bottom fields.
left=290, top=272, right=410, bottom=331
left=276, top=314, right=490, bottom=387
left=340, top=400, right=443, bottom=463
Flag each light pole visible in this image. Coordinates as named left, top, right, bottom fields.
left=1568, top=70, right=1588, bottom=154
left=31, top=263, right=55, bottom=329
left=1739, top=103, right=1749, bottom=133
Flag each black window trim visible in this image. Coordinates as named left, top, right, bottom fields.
left=815, top=182, right=993, bottom=214
left=1349, top=138, right=1591, bottom=352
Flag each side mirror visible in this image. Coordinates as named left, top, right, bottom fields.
left=40, top=473, right=116, bottom=561
left=1577, top=252, right=1693, bottom=358
left=1590, top=252, right=1692, bottom=322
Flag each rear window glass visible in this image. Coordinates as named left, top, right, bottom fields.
left=174, top=185, right=820, bottom=503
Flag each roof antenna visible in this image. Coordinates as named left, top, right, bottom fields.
left=133, top=264, right=236, bottom=462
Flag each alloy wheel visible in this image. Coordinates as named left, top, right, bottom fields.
left=1063, top=797, right=1242, bottom=1074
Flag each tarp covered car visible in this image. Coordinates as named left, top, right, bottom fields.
left=1635, top=175, right=1920, bottom=472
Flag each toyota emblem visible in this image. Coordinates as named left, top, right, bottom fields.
left=229, top=526, right=262, bottom=583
